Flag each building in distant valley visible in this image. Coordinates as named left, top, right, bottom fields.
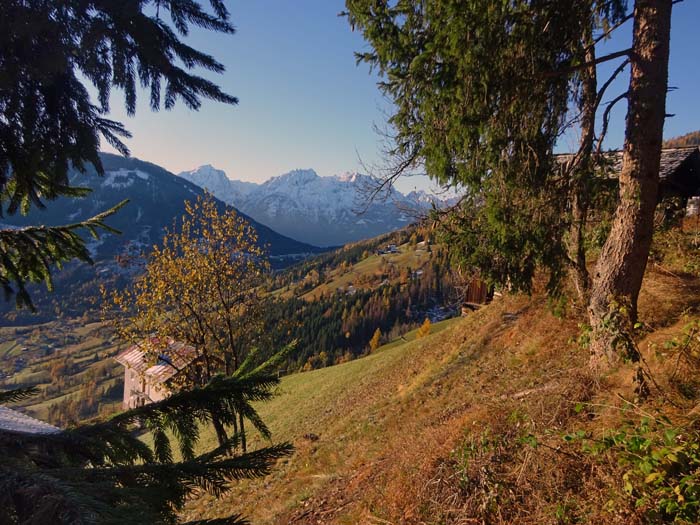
left=115, top=338, right=198, bottom=409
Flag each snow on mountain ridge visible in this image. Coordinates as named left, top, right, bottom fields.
left=267, top=168, right=320, bottom=186
left=178, top=165, right=258, bottom=205
left=176, top=164, right=452, bottom=246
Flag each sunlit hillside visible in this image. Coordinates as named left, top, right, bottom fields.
left=0, top=226, right=451, bottom=425
left=182, top=227, right=700, bottom=524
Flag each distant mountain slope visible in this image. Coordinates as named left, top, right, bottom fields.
left=3, top=153, right=320, bottom=259
left=179, top=166, right=450, bottom=247
left=664, top=130, right=700, bottom=148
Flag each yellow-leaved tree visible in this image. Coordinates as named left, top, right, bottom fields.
left=105, top=193, right=289, bottom=451
left=416, top=318, right=432, bottom=339
left=369, top=328, right=382, bottom=352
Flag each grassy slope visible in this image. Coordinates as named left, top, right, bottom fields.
left=183, top=265, right=700, bottom=525
left=272, top=241, right=431, bottom=301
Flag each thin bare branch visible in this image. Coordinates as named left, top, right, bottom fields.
left=546, top=48, right=632, bottom=78
left=595, top=91, right=629, bottom=156
left=594, top=58, right=631, bottom=114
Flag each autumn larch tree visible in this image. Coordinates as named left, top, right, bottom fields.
left=106, top=193, right=292, bottom=452
left=416, top=318, right=432, bottom=339
left=369, top=327, right=382, bottom=352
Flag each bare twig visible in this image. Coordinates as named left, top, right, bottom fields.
left=595, top=91, right=629, bottom=156
left=593, top=59, right=630, bottom=115
left=588, top=13, right=633, bottom=50
left=545, top=48, right=632, bottom=78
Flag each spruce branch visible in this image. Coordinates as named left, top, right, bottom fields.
left=0, top=200, right=129, bottom=310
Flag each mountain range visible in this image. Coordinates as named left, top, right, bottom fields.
left=3, top=154, right=321, bottom=261
left=178, top=165, right=451, bottom=246
left=0, top=153, right=326, bottom=323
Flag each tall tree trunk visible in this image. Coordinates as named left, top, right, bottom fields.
left=239, top=412, right=247, bottom=453
left=232, top=412, right=239, bottom=449
left=569, top=25, right=597, bottom=302
left=588, top=0, right=672, bottom=372
left=212, top=413, right=230, bottom=452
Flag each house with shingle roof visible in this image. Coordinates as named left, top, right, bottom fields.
left=606, top=146, right=699, bottom=202
left=115, top=338, right=199, bottom=409
left=557, top=146, right=700, bottom=211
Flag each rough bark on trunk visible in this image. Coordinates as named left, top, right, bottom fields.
left=212, top=412, right=230, bottom=451
left=569, top=27, right=597, bottom=302
left=588, top=0, right=672, bottom=372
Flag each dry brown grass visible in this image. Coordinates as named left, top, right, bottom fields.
left=182, top=235, right=700, bottom=524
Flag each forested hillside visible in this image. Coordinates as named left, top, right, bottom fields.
left=264, top=231, right=459, bottom=369
left=664, top=130, right=700, bottom=148
left=182, top=225, right=700, bottom=524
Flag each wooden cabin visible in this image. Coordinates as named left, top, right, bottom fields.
left=115, top=338, right=198, bottom=409
left=461, top=276, right=492, bottom=315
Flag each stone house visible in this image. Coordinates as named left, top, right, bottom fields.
left=115, top=338, right=198, bottom=409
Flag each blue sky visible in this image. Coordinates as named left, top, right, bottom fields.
left=105, top=1, right=388, bottom=185
left=569, top=0, right=700, bottom=153
left=104, top=1, right=700, bottom=192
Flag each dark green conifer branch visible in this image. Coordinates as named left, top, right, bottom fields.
left=0, top=200, right=128, bottom=310
left=0, top=372, right=293, bottom=523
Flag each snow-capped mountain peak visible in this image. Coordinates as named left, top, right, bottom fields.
left=182, top=164, right=227, bottom=183
left=335, top=171, right=360, bottom=183
left=177, top=164, right=453, bottom=247
left=334, top=171, right=381, bottom=186
left=267, top=169, right=320, bottom=187
left=178, top=165, right=257, bottom=204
